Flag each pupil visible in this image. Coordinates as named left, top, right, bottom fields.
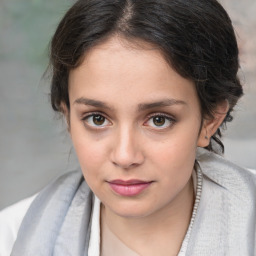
left=93, top=115, right=105, bottom=125
left=153, top=116, right=165, bottom=126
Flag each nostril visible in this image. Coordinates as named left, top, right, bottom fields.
left=111, top=148, right=144, bottom=169
left=112, top=161, right=140, bottom=169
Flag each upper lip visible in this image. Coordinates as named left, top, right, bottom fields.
left=108, top=179, right=152, bottom=185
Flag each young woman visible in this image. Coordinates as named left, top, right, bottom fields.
left=1, top=0, right=255, bottom=255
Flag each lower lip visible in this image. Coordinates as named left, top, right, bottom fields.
left=108, top=182, right=152, bottom=196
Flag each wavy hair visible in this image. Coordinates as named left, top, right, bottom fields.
left=49, top=0, right=243, bottom=153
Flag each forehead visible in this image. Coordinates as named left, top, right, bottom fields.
left=75, top=36, right=169, bottom=79
left=68, top=36, right=198, bottom=108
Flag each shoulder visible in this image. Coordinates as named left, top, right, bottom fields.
left=197, top=148, right=256, bottom=201
left=187, top=149, right=256, bottom=254
left=0, top=195, right=37, bottom=256
left=11, top=170, right=93, bottom=255
left=0, top=170, right=85, bottom=256
left=197, top=148, right=256, bottom=178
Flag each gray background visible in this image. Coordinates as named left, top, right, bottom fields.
left=0, top=0, right=255, bottom=210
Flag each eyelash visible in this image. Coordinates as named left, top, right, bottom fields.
left=81, top=112, right=176, bottom=130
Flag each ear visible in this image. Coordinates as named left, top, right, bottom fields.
left=197, top=100, right=229, bottom=147
left=60, top=102, right=70, bottom=132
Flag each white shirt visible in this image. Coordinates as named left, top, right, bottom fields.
left=0, top=195, right=37, bottom=256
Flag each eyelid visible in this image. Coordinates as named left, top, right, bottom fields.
left=81, top=111, right=106, bottom=120
left=145, top=112, right=176, bottom=121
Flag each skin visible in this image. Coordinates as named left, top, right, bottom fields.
left=67, top=37, right=227, bottom=255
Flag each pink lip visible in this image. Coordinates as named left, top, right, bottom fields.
left=108, top=179, right=153, bottom=196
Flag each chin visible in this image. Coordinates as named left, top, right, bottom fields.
left=107, top=201, right=155, bottom=219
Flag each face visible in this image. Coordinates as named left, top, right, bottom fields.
left=68, top=37, right=205, bottom=219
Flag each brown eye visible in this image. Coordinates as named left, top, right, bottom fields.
left=153, top=116, right=166, bottom=126
left=93, top=115, right=105, bottom=126
left=144, top=114, right=175, bottom=129
left=83, top=114, right=111, bottom=128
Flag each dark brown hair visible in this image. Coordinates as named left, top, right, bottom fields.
left=49, top=0, right=243, bottom=153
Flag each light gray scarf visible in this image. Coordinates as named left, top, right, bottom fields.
left=11, top=171, right=93, bottom=256
left=11, top=150, right=256, bottom=255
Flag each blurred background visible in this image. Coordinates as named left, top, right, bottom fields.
left=0, top=0, right=255, bottom=210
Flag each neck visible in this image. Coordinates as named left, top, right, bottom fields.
left=101, top=177, right=195, bottom=256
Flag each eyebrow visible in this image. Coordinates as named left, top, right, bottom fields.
left=73, top=97, right=186, bottom=111
left=138, top=99, right=187, bottom=111
left=73, top=97, right=113, bottom=110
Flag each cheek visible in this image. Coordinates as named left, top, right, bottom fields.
left=73, top=137, right=108, bottom=192
left=150, top=131, right=198, bottom=165
left=70, top=125, right=108, bottom=177
left=152, top=144, right=196, bottom=181
left=147, top=122, right=200, bottom=183
left=76, top=140, right=105, bottom=166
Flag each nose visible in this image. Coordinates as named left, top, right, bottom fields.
left=110, top=126, right=145, bottom=169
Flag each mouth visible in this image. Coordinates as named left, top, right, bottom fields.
left=107, top=179, right=153, bottom=197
